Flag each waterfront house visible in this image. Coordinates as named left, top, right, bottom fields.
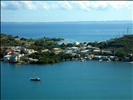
left=10, top=52, right=22, bottom=63
left=3, top=55, right=11, bottom=61
left=52, top=48, right=62, bottom=54
left=109, top=56, right=115, bottom=60
left=93, top=55, right=102, bottom=60
left=4, top=50, right=14, bottom=55
left=101, top=56, right=108, bottom=60
left=89, top=54, right=94, bottom=58
left=87, top=55, right=92, bottom=60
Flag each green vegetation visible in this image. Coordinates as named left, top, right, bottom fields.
left=1, top=33, right=20, bottom=46
left=107, top=35, right=133, bottom=56
left=0, top=49, right=5, bottom=60
left=1, top=33, right=64, bottom=49
left=51, top=37, right=64, bottom=41
left=88, top=34, right=133, bottom=60
left=1, top=33, right=133, bottom=62
left=0, top=33, right=72, bottom=63
left=29, top=52, right=72, bottom=64
left=1, top=33, right=35, bottom=46
left=28, top=38, right=60, bottom=51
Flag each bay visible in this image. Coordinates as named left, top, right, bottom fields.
left=1, top=21, right=133, bottom=99
left=1, top=61, right=133, bottom=100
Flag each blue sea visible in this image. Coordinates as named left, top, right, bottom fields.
left=1, top=21, right=133, bottom=42
left=1, top=61, right=133, bottom=100
left=1, top=21, right=133, bottom=100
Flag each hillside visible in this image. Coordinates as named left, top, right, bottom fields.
left=1, top=33, right=133, bottom=62
left=107, top=34, right=133, bottom=56
left=88, top=34, right=133, bottom=57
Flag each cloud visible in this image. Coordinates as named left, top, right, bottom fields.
left=71, top=1, right=132, bottom=11
left=1, top=1, right=20, bottom=10
left=35, top=1, right=50, bottom=10
left=71, top=1, right=91, bottom=11
left=1, top=1, right=36, bottom=10
left=57, top=1, right=72, bottom=10
left=21, top=1, right=36, bottom=10
left=1, top=1, right=132, bottom=11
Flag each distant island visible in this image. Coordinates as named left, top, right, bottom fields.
left=0, top=33, right=133, bottom=64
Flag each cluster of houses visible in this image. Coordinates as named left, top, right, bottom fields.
left=2, top=41, right=132, bottom=64
left=62, top=42, right=116, bottom=61
left=3, top=46, right=36, bottom=63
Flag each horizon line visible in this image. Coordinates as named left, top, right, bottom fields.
left=1, top=20, right=132, bottom=23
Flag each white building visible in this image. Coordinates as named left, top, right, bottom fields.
left=3, top=55, right=11, bottom=61
left=10, top=52, right=22, bottom=63
left=74, top=42, right=80, bottom=45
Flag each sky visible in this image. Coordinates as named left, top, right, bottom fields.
left=1, top=1, right=133, bottom=22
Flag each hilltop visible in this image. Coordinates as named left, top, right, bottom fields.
left=88, top=34, right=133, bottom=58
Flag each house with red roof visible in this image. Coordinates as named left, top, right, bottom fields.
left=4, top=50, right=14, bottom=55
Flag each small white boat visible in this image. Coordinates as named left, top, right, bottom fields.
left=99, top=59, right=103, bottom=62
left=129, top=61, right=133, bottom=64
left=30, top=77, right=41, bottom=81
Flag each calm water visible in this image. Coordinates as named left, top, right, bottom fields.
left=1, top=21, right=133, bottom=99
left=1, top=21, right=133, bottom=42
left=1, top=61, right=133, bottom=100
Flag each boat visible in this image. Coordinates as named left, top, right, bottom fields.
left=30, top=77, right=41, bottom=81
left=129, top=61, right=133, bottom=64
left=99, top=59, right=103, bottom=62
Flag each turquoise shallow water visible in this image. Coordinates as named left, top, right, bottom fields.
left=1, top=61, right=133, bottom=100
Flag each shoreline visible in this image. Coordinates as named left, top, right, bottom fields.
left=1, top=33, right=133, bottom=65
left=1, top=57, right=133, bottom=66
